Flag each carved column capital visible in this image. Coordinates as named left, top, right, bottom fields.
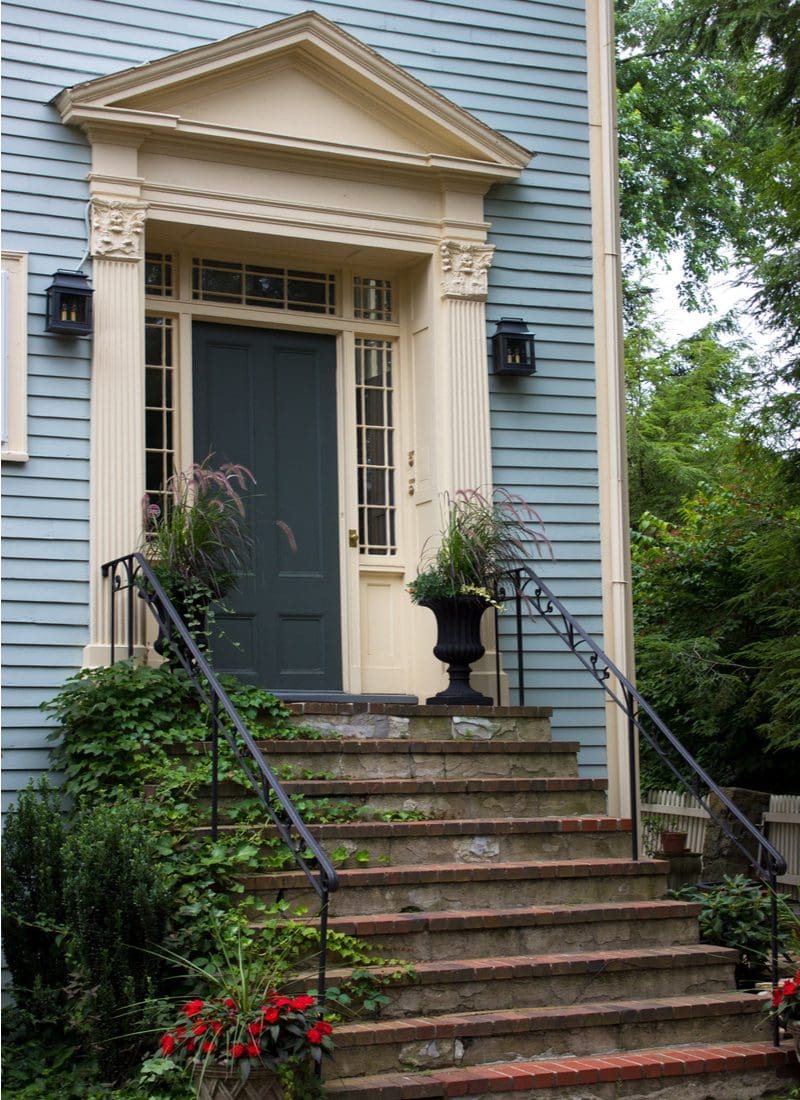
left=439, top=240, right=495, bottom=301
left=90, top=199, right=147, bottom=260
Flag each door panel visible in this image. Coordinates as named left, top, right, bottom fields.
left=192, top=322, right=341, bottom=690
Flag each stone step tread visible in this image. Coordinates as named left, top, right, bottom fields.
left=324, top=944, right=738, bottom=985
left=323, top=1041, right=795, bottom=1098
left=241, top=857, right=667, bottom=889
left=207, top=816, right=632, bottom=839
left=314, top=898, right=702, bottom=937
left=332, top=992, right=762, bottom=1046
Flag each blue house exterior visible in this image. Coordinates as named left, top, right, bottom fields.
left=1, top=1, right=631, bottom=813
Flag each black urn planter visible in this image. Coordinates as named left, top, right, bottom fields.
left=420, top=595, right=493, bottom=706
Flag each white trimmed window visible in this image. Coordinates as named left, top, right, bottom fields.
left=1, top=251, right=29, bottom=462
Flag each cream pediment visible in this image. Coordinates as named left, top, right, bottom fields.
left=56, top=11, right=531, bottom=180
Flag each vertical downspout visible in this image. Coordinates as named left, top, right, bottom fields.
left=585, top=0, right=637, bottom=819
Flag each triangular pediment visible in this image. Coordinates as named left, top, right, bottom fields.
left=56, top=11, right=531, bottom=178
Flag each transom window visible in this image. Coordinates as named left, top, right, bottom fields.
left=355, top=339, right=396, bottom=555
left=144, top=252, right=174, bottom=296
left=354, top=276, right=393, bottom=321
left=192, top=258, right=336, bottom=314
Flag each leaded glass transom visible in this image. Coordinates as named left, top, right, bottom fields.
left=354, top=276, right=393, bottom=321
left=144, top=253, right=174, bottom=296
left=192, top=258, right=336, bottom=314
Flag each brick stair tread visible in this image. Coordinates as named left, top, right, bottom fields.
left=313, top=899, right=702, bottom=937
left=241, top=857, right=667, bottom=889
left=208, top=739, right=581, bottom=755
left=323, top=1041, right=796, bottom=1098
left=211, top=776, right=608, bottom=800
left=323, top=943, right=739, bottom=985
left=286, top=703, right=553, bottom=718
left=207, top=815, right=632, bottom=839
left=332, top=992, right=762, bottom=1047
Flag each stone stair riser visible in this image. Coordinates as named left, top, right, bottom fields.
left=332, top=1002, right=765, bottom=1078
left=243, top=869, right=668, bottom=914
left=286, top=712, right=553, bottom=743
left=206, top=787, right=608, bottom=820
left=250, top=746, right=580, bottom=781
left=318, top=829, right=630, bottom=866
left=321, top=912, right=705, bottom=961
left=324, top=960, right=738, bottom=1018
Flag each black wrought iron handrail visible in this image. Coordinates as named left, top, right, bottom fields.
left=496, top=563, right=788, bottom=1042
left=101, top=552, right=339, bottom=1008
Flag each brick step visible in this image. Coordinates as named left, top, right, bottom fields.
left=240, top=858, right=668, bottom=914
left=211, top=738, right=582, bottom=780
left=329, top=992, right=767, bottom=1078
left=285, top=704, right=553, bottom=743
left=273, top=776, right=605, bottom=820
left=207, top=816, right=632, bottom=866
left=323, top=1041, right=798, bottom=1099
left=324, top=945, right=739, bottom=1018
left=313, top=900, right=705, bottom=959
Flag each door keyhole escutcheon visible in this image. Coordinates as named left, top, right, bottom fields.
left=348, top=529, right=359, bottom=548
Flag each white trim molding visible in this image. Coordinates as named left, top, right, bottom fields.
left=1, top=251, right=29, bottom=463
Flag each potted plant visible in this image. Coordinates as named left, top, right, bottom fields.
left=151, top=935, right=334, bottom=1099
left=141, top=459, right=256, bottom=659
left=408, top=488, right=551, bottom=705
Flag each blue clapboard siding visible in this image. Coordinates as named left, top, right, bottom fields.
left=1, top=0, right=608, bottom=808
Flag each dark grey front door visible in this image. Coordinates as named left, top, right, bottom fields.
left=193, top=322, right=341, bottom=690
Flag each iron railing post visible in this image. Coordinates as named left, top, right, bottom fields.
left=210, top=694, right=219, bottom=843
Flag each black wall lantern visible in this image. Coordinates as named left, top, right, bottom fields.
left=45, top=270, right=93, bottom=335
left=491, top=317, right=536, bottom=376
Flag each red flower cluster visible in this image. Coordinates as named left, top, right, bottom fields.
left=158, top=989, right=334, bottom=1072
left=765, top=969, right=800, bottom=1027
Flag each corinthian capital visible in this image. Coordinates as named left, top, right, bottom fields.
left=439, top=240, right=494, bottom=300
left=90, top=199, right=147, bottom=260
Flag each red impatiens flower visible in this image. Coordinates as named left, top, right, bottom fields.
left=306, top=1027, right=323, bottom=1045
left=193, top=1022, right=207, bottom=1036
left=290, top=995, right=316, bottom=1011
left=202, top=1040, right=216, bottom=1054
left=160, top=1032, right=175, bottom=1056
left=182, top=999, right=204, bottom=1018
left=231, top=1042, right=245, bottom=1058
left=262, top=1006, right=280, bottom=1024
left=315, top=1020, right=333, bottom=1037
left=246, top=1039, right=260, bottom=1056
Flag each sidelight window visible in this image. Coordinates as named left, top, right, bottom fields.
left=355, top=339, right=396, bottom=555
left=144, top=316, right=174, bottom=525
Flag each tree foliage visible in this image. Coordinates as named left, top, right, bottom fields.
left=632, top=473, right=800, bottom=789
left=617, top=0, right=800, bottom=385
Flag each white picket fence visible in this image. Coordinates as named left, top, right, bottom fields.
left=641, top=789, right=800, bottom=898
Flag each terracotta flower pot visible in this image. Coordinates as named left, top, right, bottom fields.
left=192, top=1064, right=283, bottom=1100
left=660, top=829, right=689, bottom=855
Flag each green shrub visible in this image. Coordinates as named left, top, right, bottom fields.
left=670, top=874, right=798, bottom=982
left=62, top=802, right=176, bottom=1082
left=0, top=779, right=68, bottom=1021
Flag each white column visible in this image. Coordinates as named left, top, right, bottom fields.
left=437, top=239, right=506, bottom=702
left=439, top=240, right=494, bottom=492
left=83, top=198, right=148, bottom=666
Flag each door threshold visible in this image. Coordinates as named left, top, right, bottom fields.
left=271, top=691, right=419, bottom=705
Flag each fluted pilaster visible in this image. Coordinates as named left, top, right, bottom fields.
left=83, top=199, right=147, bottom=663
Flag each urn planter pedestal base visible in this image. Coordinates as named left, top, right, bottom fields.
left=420, top=595, right=493, bottom=707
